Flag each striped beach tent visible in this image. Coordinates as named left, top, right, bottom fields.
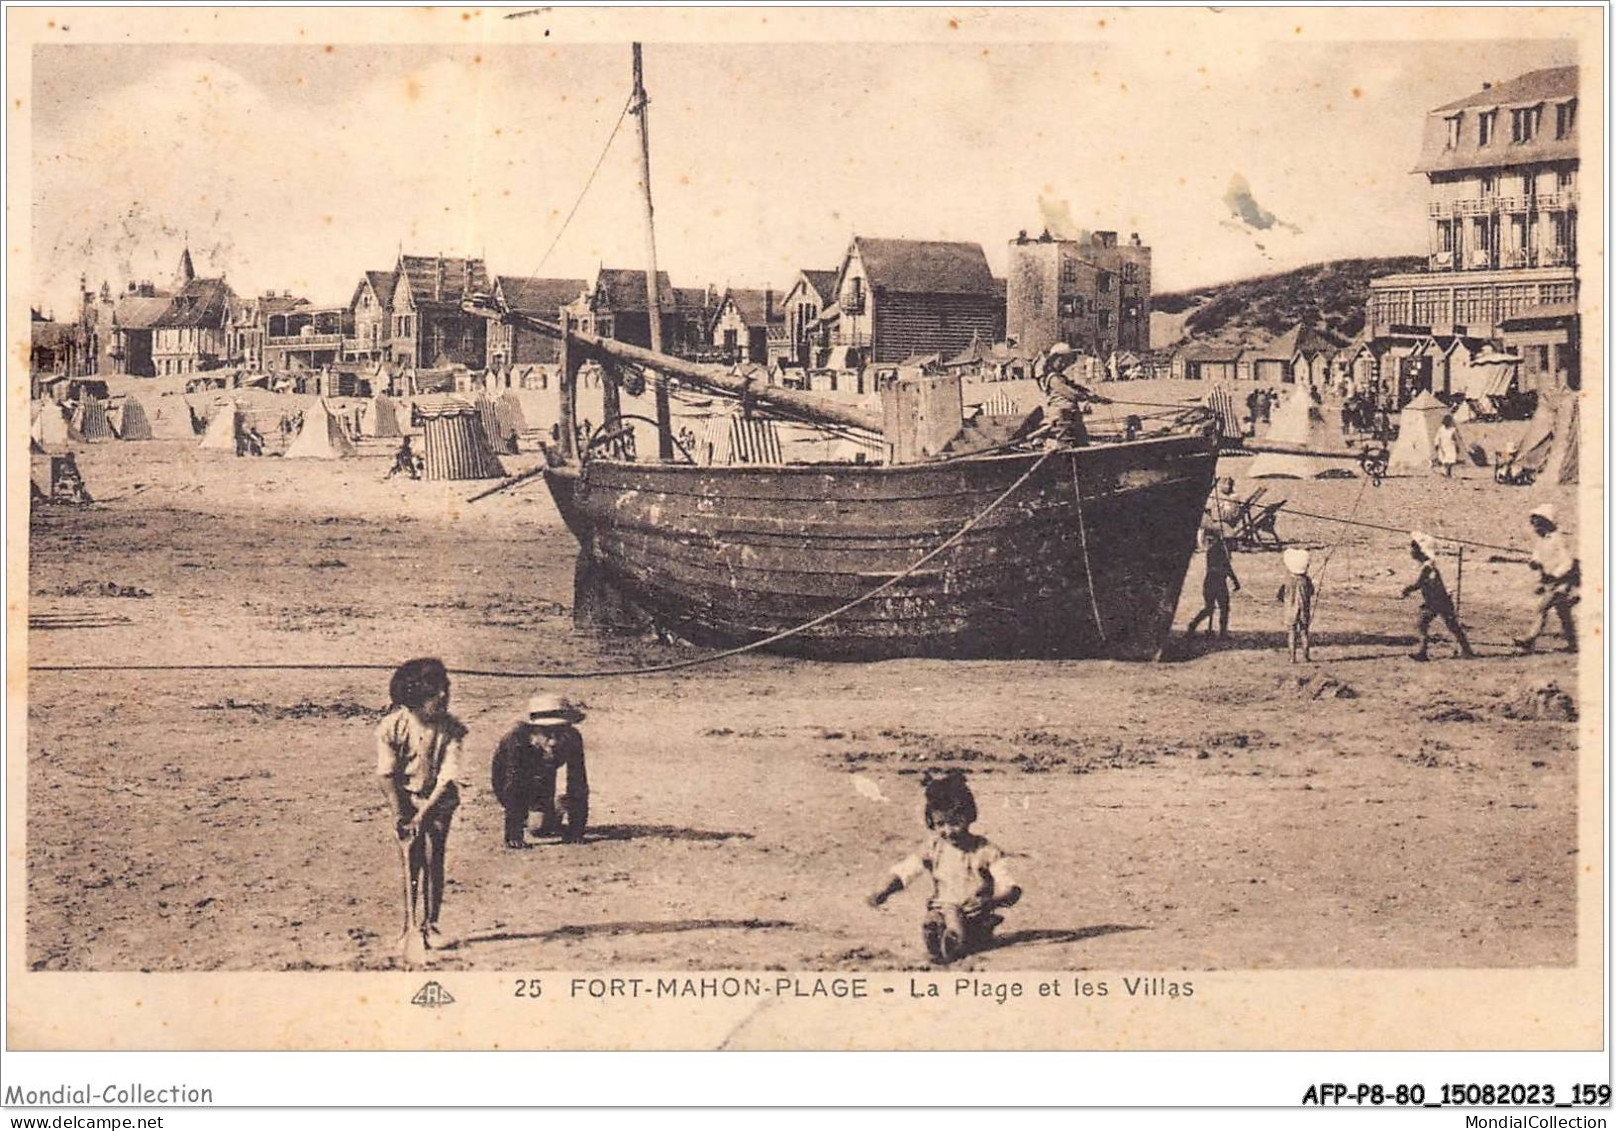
left=495, top=391, right=528, bottom=441
left=73, top=398, right=114, bottom=442
left=696, top=411, right=784, bottom=465
left=474, top=395, right=517, bottom=454
left=413, top=394, right=506, bottom=480
left=112, top=395, right=155, bottom=441
left=1203, top=386, right=1243, bottom=441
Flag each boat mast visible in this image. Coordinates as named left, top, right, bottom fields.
left=631, top=43, right=674, bottom=461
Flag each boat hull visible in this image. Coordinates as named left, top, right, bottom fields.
left=546, top=435, right=1219, bottom=660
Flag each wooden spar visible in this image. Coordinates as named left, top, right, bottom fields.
left=558, top=315, right=580, bottom=461
left=467, top=300, right=885, bottom=434
left=631, top=43, right=675, bottom=461
left=1241, top=438, right=1363, bottom=459
left=600, top=357, right=624, bottom=430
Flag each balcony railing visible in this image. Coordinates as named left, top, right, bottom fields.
left=1431, top=190, right=1578, bottom=218
left=1427, top=246, right=1575, bottom=272
left=265, top=332, right=344, bottom=348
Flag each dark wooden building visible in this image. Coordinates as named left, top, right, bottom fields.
left=822, top=237, right=1005, bottom=364
left=390, top=254, right=491, bottom=369
left=565, top=267, right=714, bottom=358
left=486, top=275, right=587, bottom=368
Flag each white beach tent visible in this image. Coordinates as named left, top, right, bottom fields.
left=198, top=402, right=241, bottom=451
left=1385, top=391, right=1450, bottom=474
left=1248, top=385, right=1355, bottom=479
left=285, top=398, right=358, bottom=459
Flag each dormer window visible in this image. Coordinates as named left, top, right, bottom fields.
left=1556, top=99, right=1576, bottom=138
left=1444, top=113, right=1462, bottom=149
left=1510, top=104, right=1540, bottom=144
left=1477, top=110, right=1497, bottom=147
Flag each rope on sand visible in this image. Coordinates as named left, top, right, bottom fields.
left=29, top=450, right=1061, bottom=682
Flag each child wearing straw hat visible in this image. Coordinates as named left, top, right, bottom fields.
left=491, top=692, right=589, bottom=848
left=1276, top=548, right=1315, bottom=663
left=1401, top=532, right=1475, bottom=661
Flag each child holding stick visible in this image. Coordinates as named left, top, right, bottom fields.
left=376, top=657, right=465, bottom=952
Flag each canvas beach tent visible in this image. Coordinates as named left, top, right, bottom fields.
left=1514, top=396, right=1558, bottom=475
left=1385, top=391, right=1450, bottom=474
left=285, top=398, right=358, bottom=459
left=31, top=401, right=81, bottom=447
left=1518, top=394, right=1579, bottom=485
left=112, top=395, right=155, bottom=441
left=1248, top=385, right=1356, bottom=479
left=361, top=394, right=403, bottom=439
left=149, top=396, right=199, bottom=439
left=198, top=401, right=242, bottom=451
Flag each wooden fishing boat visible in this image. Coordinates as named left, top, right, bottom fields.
left=469, top=45, right=1219, bottom=661
left=549, top=435, right=1216, bottom=660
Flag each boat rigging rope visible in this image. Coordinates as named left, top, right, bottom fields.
left=527, top=93, right=635, bottom=278
left=1279, top=504, right=1531, bottom=558
left=30, top=449, right=1061, bottom=682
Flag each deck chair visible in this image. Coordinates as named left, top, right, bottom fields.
left=1219, top=487, right=1267, bottom=547
left=1248, top=499, right=1286, bottom=548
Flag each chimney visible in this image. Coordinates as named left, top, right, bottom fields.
left=1482, top=82, right=1492, bottom=90
left=765, top=288, right=775, bottom=320
left=435, top=256, right=445, bottom=301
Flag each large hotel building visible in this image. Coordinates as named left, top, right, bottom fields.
left=1367, top=66, right=1579, bottom=390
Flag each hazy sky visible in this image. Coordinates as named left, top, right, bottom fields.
left=29, top=34, right=1578, bottom=316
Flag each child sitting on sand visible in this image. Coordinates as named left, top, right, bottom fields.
left=376, top=657, right=465, bottom=950
left=868, top=770, right=1021, bottom=965
left=1276, top=548, right=1315, bottom=663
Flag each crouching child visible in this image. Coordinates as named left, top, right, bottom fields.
left=491, top=693, right=589, bottom=848
left=868, top=770, right=1021, bottom=965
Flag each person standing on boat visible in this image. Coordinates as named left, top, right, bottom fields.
left=1038, top=345, right=1092, bottom=446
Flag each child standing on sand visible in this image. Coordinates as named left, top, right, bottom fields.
left=869, top=770, right=1022, bottom=965
left=1402, top=532, right=1475, bottom=661
left=376, top=657, right=465, bottom=950
left=1276, top=548, right=1315, bottom=663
